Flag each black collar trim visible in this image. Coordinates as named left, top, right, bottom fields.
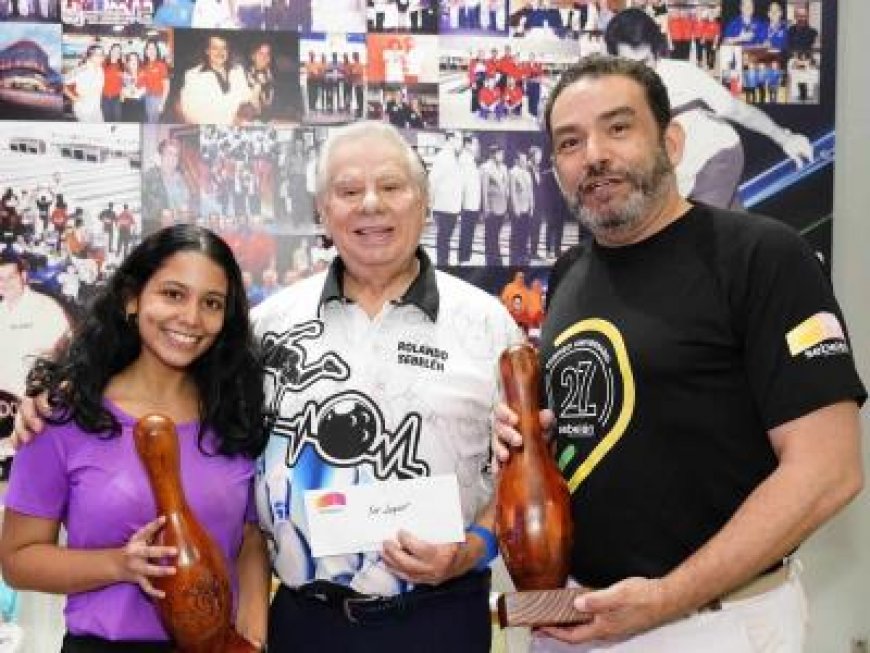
left=318, top=247, right=439, bottom=321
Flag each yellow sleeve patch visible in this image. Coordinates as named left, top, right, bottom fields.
left=786, top=311, right=844, bottom=356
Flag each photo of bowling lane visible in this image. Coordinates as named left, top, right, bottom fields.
left=0, top=121, right=142, bottom=309
left=0, top=23, right=63, bottom=120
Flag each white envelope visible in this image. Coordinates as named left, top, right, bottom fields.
left=304, top=474, right=465, bottom=558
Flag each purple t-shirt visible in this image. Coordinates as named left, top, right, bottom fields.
left=4, top=400, right=256, bottom=642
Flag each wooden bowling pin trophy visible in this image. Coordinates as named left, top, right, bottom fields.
left=494, top=344, right=590, bottom=628
left=133, top=414, right=258, bottom=653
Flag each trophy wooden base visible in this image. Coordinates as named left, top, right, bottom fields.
left=495, top=588, right=592, bottom=628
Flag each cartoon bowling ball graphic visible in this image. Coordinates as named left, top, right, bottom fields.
left=317, top=393, right=380, bottom=460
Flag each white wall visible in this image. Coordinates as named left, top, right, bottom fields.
left=800, top=1, right=870, bottom=650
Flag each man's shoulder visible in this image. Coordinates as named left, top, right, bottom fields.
left=554, top=238, right=589, bottom=264
left=250, top=272, right=326, bottom=330
left=544, top=241, right=592, bottom=296
left=699, top=204, right=801, bottom=240
left=435, top=270, right=511, bottom=315
left=689, top=203, right=811, bottom=264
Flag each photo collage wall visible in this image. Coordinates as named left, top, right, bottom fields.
left=0, top=0, right=838, bottom=442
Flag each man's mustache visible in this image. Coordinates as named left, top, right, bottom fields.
left=577, top=163, right=632, bottom=195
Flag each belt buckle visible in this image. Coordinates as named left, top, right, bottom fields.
left=342, top=594, right=383, bottom=624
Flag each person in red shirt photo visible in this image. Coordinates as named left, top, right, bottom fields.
left=141, top=37, right=170, bottom=123
left=101, top=43, right=124, bottom=122
left=503, top=76, right=524, bottom=117
left=115, top=203, right=136, bottom=257
left=477, top=75, right=503, bottom=120
left=496, top=43, right=519, bottom=88
left=667, top=6, right=694, bottom=60
left=695, top=5, right=721, bottom=70
left=50, top=195, right=69, bottom=254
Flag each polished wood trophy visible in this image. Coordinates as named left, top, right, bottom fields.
left=494, top=344, right=590, bottom=628
left=133, top=414, right=258, bottom=653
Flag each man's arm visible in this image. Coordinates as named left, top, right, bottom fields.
left=540, top=400, right=863, bottom=643
left=720, top=97, right=814, bottom=166
left=0, top=511, right=177, bottom=596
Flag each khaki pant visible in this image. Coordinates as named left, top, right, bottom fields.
left=531, top=563, right=807, bottom=653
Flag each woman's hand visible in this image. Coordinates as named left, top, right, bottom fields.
left=117, top=516, right=178, bottom=599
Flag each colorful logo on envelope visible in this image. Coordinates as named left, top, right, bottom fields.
left=315, top=492, right=347, bottom=513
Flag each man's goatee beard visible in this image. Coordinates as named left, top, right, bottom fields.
left=577, top=188, right=649, bottom=234
left=570, top=146, right=673, bottom=237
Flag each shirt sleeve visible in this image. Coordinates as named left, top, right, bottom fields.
left=3, top=426, right=70, bottom=521
left=734, top=222, right=866, bottom=429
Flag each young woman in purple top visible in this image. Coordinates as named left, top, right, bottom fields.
left=0, top=225, right=269, bottom=652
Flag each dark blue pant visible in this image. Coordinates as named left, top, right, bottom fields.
left=484, top=211, right=505, bottom=265
left=434, top=210, right=458, bottom=266
left=268, top=573, right=491, bottom=653
left=101, top=96, right=122, bottom=122
left=509, top=212, right=530, bottom=265
left=529, top=212, right=542, bottom=257
left=458, top=209, right=479, bottom=263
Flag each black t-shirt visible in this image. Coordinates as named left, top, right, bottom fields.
left=539, top=204, right=866, bottom=588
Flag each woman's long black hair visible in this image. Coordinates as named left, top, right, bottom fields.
left=30, top=224, right=267, bottom=458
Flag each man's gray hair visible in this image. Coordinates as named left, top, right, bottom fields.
left=315, top=121, right=428, bottom=199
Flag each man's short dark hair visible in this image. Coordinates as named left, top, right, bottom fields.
left=543, top=54, right=672, bottom=139
left=603, top=8, right=669, bottom=59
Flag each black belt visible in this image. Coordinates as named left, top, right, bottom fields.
left=61, top=634, right=173, bottom=653
left=287, top=570, right=490, bottom=625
